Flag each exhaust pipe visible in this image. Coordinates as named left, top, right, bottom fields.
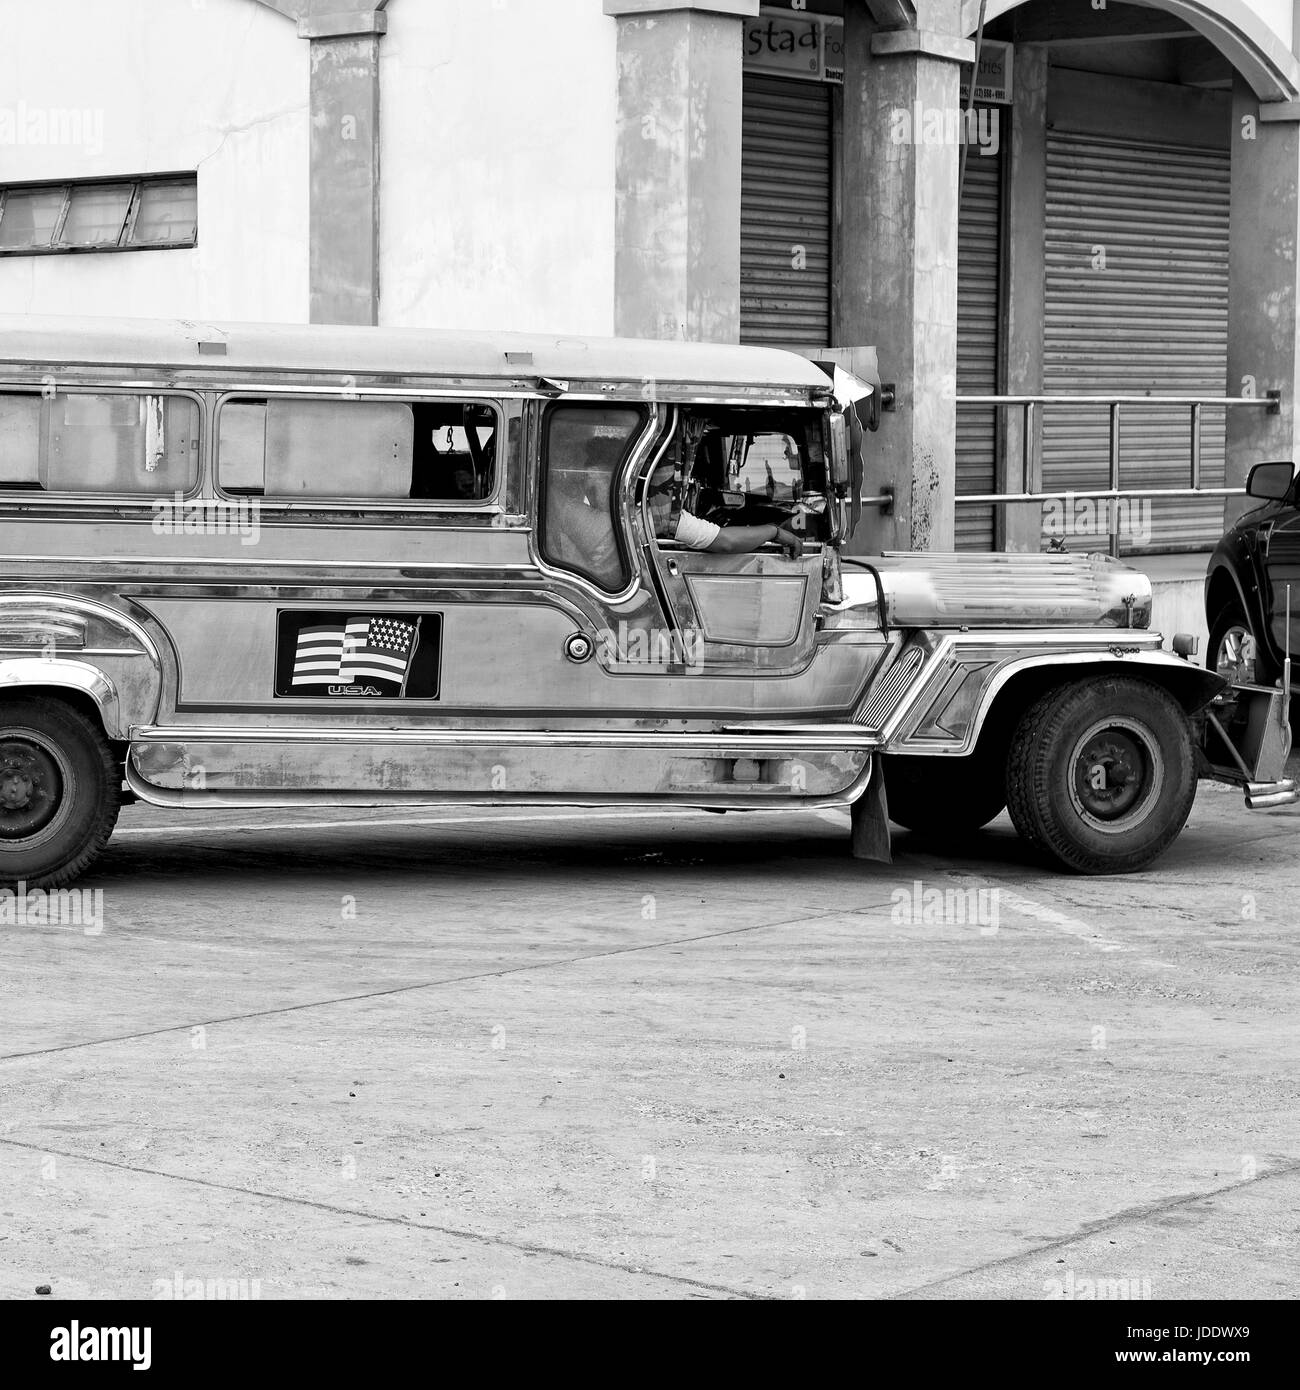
left=1245, top=780, right=1300, bottom=810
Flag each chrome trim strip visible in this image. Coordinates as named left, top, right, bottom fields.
left=131, top=725, right=881, bottom=752
left=0, top=555, right=541, bottom=572
left=0, top=647, right=143, bottom=658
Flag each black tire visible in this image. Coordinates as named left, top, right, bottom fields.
left=882, top=753, right=1007, bottom=834
left=1005, top=676, right=1196, bottom=875
left=1207, top=603, right=1265, bottom=686
left=0, top=698, right=120, bottom=891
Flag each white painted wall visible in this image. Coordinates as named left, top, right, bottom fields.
left=0, top=0, right=308, bottom=322
left=379, top=0, right=617, bottom=336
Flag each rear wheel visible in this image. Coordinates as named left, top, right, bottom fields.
left=882, top=752, right=1007, bottom=835
left=0, top=699, right=120, bottom=891
left=1005, top=677, right=1196, bottom=874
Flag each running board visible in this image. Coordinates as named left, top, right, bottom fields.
left=124, top=759, right=876, bottom=813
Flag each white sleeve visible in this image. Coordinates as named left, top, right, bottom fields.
left=673, top=510, right=721, bottom=551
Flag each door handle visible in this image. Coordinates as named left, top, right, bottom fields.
left=666, top=559, right=680, bottom=577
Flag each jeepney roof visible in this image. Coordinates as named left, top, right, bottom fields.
left=0, top=313, right=835, bottom=393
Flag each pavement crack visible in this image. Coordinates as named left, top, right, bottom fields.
left=0, top=1137, right=757, bottom=1300
left=889, top=1156, right=1300, bottom=1299
left=0, top=904, right=871, bottom=1064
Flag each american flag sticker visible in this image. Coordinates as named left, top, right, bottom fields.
left=276, top=612, right=442, bottom=699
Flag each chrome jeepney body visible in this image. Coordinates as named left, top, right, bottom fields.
left=0, top=314, right=1269, bottom=885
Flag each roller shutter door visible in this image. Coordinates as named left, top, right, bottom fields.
left=740, top=75, right=833, bottom=349
left=956, top=139, right=1004, bottom=552
left=1043, top=131, right=1230, bottom=553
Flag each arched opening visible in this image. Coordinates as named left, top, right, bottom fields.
left=952, top=0, right=1296, bottom=554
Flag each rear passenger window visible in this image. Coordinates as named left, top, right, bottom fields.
left=0, top=390, right=199, bottom=494
left=218, top=397, right=499, bottom=502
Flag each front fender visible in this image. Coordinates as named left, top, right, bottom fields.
left=885, top=643, right=1227, bottom=757
left=0, top=657, right=123, bottom=737
left=0, top=592, right=164, bottom=739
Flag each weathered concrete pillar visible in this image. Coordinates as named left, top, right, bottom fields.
left=605, top=0, right=757, bottom=343
left=1000, top=43, right=1048, bottom=553
left=839, top=1, right=972, bottom=554
left=253, top=0, right=388, bottom=325
left=1226, top=83, right=1300, bottom=524
left=305, top=12, right=386, bottom=325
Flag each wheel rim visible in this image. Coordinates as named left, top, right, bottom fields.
left=0, top=732, right=74, bottom=849
left=1215, top=623, right=1257, bottom=684
left=1067, top=717, right=1163, bottom=835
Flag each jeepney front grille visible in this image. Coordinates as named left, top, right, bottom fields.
left=855, top=647, right=924, bottom=727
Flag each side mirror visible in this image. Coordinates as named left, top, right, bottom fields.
left=1246, top=461, right=1295, bottom=501
left=828, top=413, right=850, bottom=490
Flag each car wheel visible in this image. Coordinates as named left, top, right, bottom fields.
left=1208, top=604, right=1263, bottom=686
left=882, top=753, right=1007, bottom=834
left=1005, top=677, right=1196, bottom=875
left=0, top=699, right=120, bottom=891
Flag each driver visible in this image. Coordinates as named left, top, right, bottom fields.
left=647, top=459, right=803, bottom=559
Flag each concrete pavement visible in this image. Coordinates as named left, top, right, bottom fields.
left=1, top=777, right=1298, bottom=1300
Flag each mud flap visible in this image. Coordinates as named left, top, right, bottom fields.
left=850, top=763, right=892, bottom=863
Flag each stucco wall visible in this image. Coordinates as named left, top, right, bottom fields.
left=378, top=0, right=617, bottom=335
left=0, top=0, right=309, bottom=321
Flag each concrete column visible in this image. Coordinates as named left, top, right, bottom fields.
left=252, top=1, right=388, bottom=325
left=606, top=0, right=757, bottom=343
left=1226, top=82, right=1300, bottom=524
left=306, top=16, right=385, bottom=325
left=839, top=1, right=972, bottom=554
left=1000, top=43, right=1047, bottom=553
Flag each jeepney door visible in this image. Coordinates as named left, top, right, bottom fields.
left=639, top=411, right=831, bottom=674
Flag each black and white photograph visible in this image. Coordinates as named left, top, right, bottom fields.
left=0, top=0, right=1295, bottom=1354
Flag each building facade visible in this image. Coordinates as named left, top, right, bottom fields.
left=3, top=0, right=1300, bottom=558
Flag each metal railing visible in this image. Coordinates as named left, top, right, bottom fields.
left=952, top=392, right=1283, bottom=556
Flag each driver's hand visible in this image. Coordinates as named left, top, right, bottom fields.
left=775, top=526, right=804, bottom=560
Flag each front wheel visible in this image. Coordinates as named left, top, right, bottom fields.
left=0, top=698, right=120, bottom=891
left=1207, top=603, right=1263, bottom=686
left=1005, top=677, right=1196, bottom=875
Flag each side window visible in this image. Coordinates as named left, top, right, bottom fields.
left=0, top=390, right=199, bottom=494
left=217, top=397, right=499, bottom=502
left=540, top=405, right=645, bottom=592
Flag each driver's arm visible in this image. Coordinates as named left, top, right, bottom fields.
left=672, top=509, right=803, bottom=559
left=706, top=522, right=803, bottom=559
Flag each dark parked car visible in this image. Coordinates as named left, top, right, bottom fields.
left=1206, top=461, right=1300, bottom=687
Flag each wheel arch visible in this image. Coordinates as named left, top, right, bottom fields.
left=0, top=661, right=124, bottom=742
left=1206, top=561, right=1251, bottom=631
left=966, top=656, right=1224, bottom=765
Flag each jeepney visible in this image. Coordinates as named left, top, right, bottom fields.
left=0, top=313, right=1291, bottom=890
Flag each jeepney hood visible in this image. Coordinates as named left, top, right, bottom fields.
left=869, top=552, right=1152, bottom=629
